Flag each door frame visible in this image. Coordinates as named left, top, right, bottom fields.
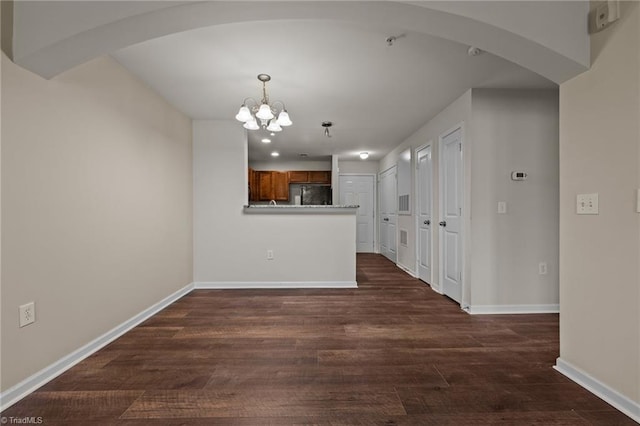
left=438, top=122, right=467, bottom=307
left=378, top=165, right=397, bottom=258
left=339, top=173, right=377, bottom=253
left=414, top=142, right=435, bottom=288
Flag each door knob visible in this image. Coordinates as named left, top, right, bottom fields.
left=439, top=221, right=447, bottom=227
left=424, top=220, right=430, bottom=225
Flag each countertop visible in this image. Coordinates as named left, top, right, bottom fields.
left=243, top=205, right=359, bottom=214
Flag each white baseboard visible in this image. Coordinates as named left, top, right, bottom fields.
left=467, top=304, right=559, bottom=315
left=195, top=281, right=358, bottom=289
left=0, top=282, right=194, bottom=411
left=554, top=358, right=640, bottom=423
left=395, top=263, right=417, bottom=278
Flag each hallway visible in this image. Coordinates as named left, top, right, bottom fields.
left=1, top=254, right=632, bottom=424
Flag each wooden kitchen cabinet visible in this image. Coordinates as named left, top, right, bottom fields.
left=288, top=170, right=331, bottom=184
left=308, top=171, right=331, bottom=184
left=251, top=169, right=331, bottom=202
left=248, top=168, right=259, bottom=202
left=257, top=171, right=289, bottom=201
left=272, top=172, right=289, bottom=200
left=288, top=170, right=309, bottom=183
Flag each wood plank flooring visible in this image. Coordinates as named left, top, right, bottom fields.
left=2, top=254, right=634, bottom=425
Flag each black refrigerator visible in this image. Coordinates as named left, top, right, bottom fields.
left=301, top=185, right=332, bottom=205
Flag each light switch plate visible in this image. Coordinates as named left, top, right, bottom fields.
left=577, top=193, right=599, bottom=215
left=497, top=201, right=507, bottom=214
left=636, top=189, right=640, bottom=213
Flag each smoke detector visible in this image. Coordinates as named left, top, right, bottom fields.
left=467, top=46, right=483, bottom=56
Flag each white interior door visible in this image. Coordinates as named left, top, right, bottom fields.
left=379, top=166, right=397, bottom=262
left=339, top=175, right=375, bottom=253
left=417, top=145, right=433, bottom=284
left=439, top=127, right=463, bottom=303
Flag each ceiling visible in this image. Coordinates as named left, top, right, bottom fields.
left=112, top=19, right=556, bottom=163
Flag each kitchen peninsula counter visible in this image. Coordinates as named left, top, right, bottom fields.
left=243, top=205, right=358, bottom=214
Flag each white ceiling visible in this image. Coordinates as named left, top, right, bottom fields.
left=112, top=19, right=556, bottom=162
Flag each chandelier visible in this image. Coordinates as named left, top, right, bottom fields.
left=235, top=74, right=292, bottom=132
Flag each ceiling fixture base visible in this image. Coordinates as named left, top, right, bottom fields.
left=257, top=73, right=271, bottom=82
left=322, top=121, right=333, bottom=138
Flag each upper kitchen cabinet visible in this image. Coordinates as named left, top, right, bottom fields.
left=287, top=170, right=331, bottom=184
left=308, top=171, right=331, bottom=184
left=288, top=171, right=310, bottom=183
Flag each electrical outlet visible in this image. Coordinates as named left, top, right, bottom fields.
left=576, top=193, right=599, bottom=215
left=538, top=262, right=548, bottom=275
left=267, top=249, right=274, bottom=260
left=19, top=302, right=36, bottom=327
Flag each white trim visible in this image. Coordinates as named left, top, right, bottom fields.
left=467, top=304, right=560, bottom=315
left=554, top=358, right=640, bottom=423
left=396, top=262, right=417, bottom=278
left=378, top=165, right=398, bottom=262
left=429, top=284, right=444, bottom=295
left=438, top=122, right=466, bottom=306
left=414, top=142, right=434, bottom=287
left=0, top=282, right=194, bottom=411
left=338, top=173, right=377, bottom=254
left=195, top=281, right=358, bottom=289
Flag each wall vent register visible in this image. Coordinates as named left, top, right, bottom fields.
left=400, top=229, right=408, bottom=247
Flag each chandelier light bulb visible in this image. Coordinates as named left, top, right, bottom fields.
left=266, top=120, right=283, bottom=132
left=276, top=110, right=293, bottom=126
left=359, top=152, right=369, bottom=160
left=235, top=105, right=251, bottom=122
left=243, top=117, right=259, bottom=130
left=256, top=103, right=274, bottom=120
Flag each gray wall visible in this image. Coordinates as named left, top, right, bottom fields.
left=1, top=54, right=193, bottom=391
left=469, top=89, right=559, bottom=309
left=378, top=88, right=559, bottom=311
left=193, top=121, right=356, bottom=285
left=559, top=1, right=640, bottom=406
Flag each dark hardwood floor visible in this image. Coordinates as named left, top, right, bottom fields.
left=2, top=254, right=634, bottom=425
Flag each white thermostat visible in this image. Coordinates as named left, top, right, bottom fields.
left=511, top=171, right=527, bottom=181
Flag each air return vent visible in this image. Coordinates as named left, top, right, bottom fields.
left=400, top=229, right=408, bottom=247
left=399, top=194, right=409, bottom=212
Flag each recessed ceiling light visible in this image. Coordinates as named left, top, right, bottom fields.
left=261, top=138, right=271, bottom=143
left=359, top=152, right=369, bottom=160
left=271, top=151, right=280, bottom=157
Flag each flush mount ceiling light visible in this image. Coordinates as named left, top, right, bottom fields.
left=322, top=121, right=333, bottom=138
left=359, top=152, right=369, bottom=160
left=235, top=74, right=292, bottom=132
left=271, top=151, right=280, bottom=157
